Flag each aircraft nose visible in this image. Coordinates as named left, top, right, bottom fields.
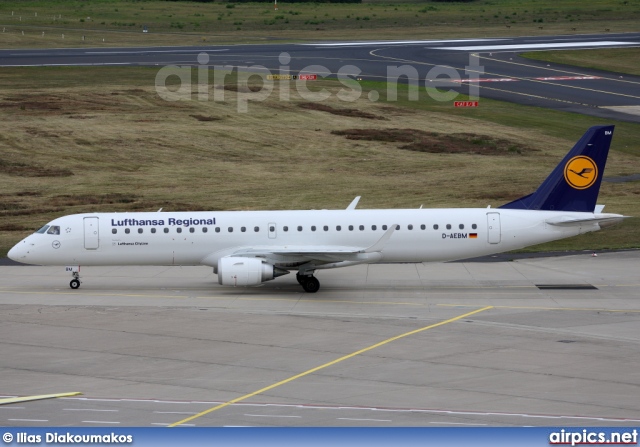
left=8, top=239, right=29, bottom=262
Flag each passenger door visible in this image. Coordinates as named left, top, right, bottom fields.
left=84, top=217, right=100, bottom=249
left=487, top=212, right=501, bottom=244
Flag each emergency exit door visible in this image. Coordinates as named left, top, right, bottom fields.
left=268, top=223, right=277, bottom=239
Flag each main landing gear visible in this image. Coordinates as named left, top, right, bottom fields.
left=296, top=273, right=320, bottom=293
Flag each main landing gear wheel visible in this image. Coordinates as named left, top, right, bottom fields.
left=301, top=276, right=320, bottom=293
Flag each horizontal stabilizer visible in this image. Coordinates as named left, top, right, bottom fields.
left=546, top=214, right=628, bottom=228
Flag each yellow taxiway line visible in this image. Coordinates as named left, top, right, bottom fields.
left=0, top=392, right=82, bottom=406
left=169, top=305, right=493, bottom=427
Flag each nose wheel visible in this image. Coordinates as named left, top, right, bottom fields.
left=69, top=271, right=81, bottom=289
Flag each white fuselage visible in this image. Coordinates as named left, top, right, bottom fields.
left=8, top=208, right=602, bottom=269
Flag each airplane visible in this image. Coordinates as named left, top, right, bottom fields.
left=8, top=125, right=627, bottom=293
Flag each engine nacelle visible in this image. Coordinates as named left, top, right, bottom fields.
left=217, top=257, right=289, bottom=286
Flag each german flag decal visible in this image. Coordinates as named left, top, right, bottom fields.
left=469, top=233, right=478, bottom=239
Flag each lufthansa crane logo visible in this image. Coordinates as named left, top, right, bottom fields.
left=564, top=156, right=598, bottom=190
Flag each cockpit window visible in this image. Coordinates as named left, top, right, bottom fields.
left=35, top=225, right=50, bottom=234
left=46, top=226, right=61, bottom=235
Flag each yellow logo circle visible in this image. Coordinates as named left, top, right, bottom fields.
left=564, top=156, right=598, bottom=190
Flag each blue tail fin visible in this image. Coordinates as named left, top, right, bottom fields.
left=500, top=125, right=614, bottom=212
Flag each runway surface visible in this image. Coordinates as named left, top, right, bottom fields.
left=1, top=251, right=639, bottom=427
left=1, top=33, right=639, bottom=122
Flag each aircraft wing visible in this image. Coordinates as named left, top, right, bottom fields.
left=202, top=225, right=397, bottom=267
left=231, top=245, right=374, bottom=263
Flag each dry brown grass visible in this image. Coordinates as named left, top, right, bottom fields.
left=1, top=67, right=639, bottom=254
left=299, top=103, right=387, bottom=120
left=331, top=129, right=537, bottom=155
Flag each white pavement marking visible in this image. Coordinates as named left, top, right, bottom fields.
left=152, top=422, right=196, bottom=426
left=433, top=421, right=488, bottom=426
left=1, top=63, right=132, bottom=67
left=302, top=39, right=502, bottom=47
left=81, top=420, right=121, bottom=424
left=63, top=408, right=119, bottom=412
left=438, top=41, right=640, bottom=51
left=59, top=397, right=640, bottom=423
left=8, top=419, right=48, bottom=422
left=337, top=418, right=392, bottom=422
left=244, top=414, right=302, bottom=418
left=153, top=411, right=199, bottom=415
left=85, top=49, right=229, bottom=54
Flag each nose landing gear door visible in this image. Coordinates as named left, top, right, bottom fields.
left=84, top=217, right=100, bottom=249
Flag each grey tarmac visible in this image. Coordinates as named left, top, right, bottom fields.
left=1, top=251, right=639, bottom=427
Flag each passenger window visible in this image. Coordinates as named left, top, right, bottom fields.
left=283, top=226, right=289, bottom=232
left=297, top=226, right=303, bottom=231
left=190, top=227, right=195, bottom=233
left=112, top=229, right=117, bottom=234
left=459, top=224, right=464, bottom=230
left=36, top=225, right=50, bottom=234
left=228, top=227, right=233, bottom=233
left=203, top=227, right=208, bottom=233
left=349, top=225, right=354, bottom=231
left=372, top=225, right=377, bottom=231
left=323, top=225, right=329, bottom=231
left=164, top=228, right=169, bottom=233
left=241, top=227, right=246, bottom=233
left=446, top=224, right=451, bottom=230
left=311, top=226, right=316, bottom=231
left=472, top=224, right=477, bottom=229
left=151, top=228, right=156, bottom=234
left=359, top=225, right=364, bottom=231
left=138, top=228, right=143, bottom=234
left=382, top=225, right=387, bottom=230
left=254, top=226, right=259, bottom=232
left=396, top=225, right=401, bottom=230
left=336, top=225, right=341, bottom=231
left=420, top=224, right=426, bottom=230
left=269, top=226, right=275, bottom=232
left=125, top=228, right=130, bottom=234
left=177, top=228, right=182, bottom=234
left=47, top=226, right=61, bottom=235
left=433, top=224, right=439, bottom=230
left=215, top=227, right=220, bottom=233
left=408, top=225, right=413, bottom=230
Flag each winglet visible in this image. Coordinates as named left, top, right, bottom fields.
left=362, top=224, right=397, bottom=253
left=346, top=196, right=361, bottom=210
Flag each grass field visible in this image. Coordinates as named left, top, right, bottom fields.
left=1, top=65, right=639, bottom=255
left=522, top=48, right=640, bottom=77
left=1, top=0, right=639, bottom=47
left=2, top=1, right=640, bottom=255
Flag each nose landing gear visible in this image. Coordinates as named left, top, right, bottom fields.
left=66, top=266, right=81, bottom=289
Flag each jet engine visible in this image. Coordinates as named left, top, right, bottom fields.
left=217, top=257, right=289, bottom=286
